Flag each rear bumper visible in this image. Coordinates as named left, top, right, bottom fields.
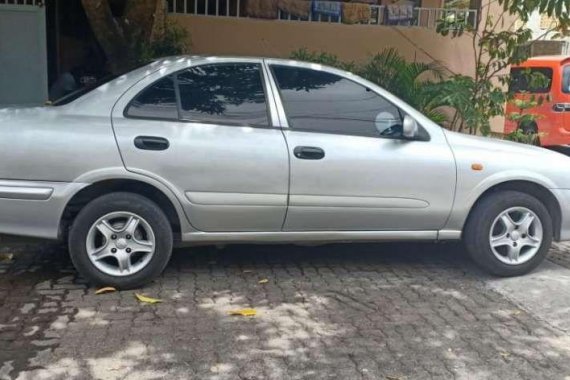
left=0, top=180, right=86, bottom=239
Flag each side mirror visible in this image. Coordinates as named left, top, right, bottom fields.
left=402, top=115, right=419, bottom=139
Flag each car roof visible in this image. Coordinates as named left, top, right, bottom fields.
left=513, top=55, right=570, bottom=68
left=159, top=54, right=342, bottom=69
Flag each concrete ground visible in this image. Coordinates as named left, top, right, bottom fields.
left=2, top=241, right=570, bottom=380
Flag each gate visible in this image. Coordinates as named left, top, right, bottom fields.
left=0, top=0, right=47, bottom=106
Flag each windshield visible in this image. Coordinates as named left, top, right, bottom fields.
left=509, top=67, right=553, bottom=94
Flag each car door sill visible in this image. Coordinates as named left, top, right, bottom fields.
left=180, top=230, right=462, bottom=244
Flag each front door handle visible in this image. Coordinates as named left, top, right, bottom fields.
left=553, top=103, right=570, bottom=112
left=293, top=146, right=325, bottom=160
left=134, top=136, right=170, bottom=151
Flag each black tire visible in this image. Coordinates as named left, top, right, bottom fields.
left=68, top=192, right=173, bottom=289
left=519, top=123, right=540, bottom=146
left=520, top=123, right=537, bottom=135
left=464, top=190, right=553, bottom=277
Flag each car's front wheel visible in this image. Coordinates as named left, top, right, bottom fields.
left=464, top=190, right=553, bottom=277
left=68, top=192, right=173, bottom=289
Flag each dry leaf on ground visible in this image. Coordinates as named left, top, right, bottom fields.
left=0, top=253, right=14, bottom=262
left=258, top=279, right=269, bottom=284
left=95, top=287, right=117, bottom=295
left=229, top=308, right=257, bottom=317
left=135, top=293, right=162, bottom=304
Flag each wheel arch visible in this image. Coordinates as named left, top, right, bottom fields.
left=59, top=179, right=184, bottom=241
left=465, top=180, right=562, bottom=240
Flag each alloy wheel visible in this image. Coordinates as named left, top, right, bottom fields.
left=488, top=207, right=543, bottom=265
left=86, top=211, right=156, bottom=277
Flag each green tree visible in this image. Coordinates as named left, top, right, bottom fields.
left=436, top=0, right=570, bottom=136
left=290, top=48, right=449, bottom=124
left=359, top=49, right=448, bottom=124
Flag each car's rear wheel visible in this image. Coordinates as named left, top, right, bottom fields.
left=68, top=192, right=173, bottom=289
left=464, top=190, right=552, bottom=277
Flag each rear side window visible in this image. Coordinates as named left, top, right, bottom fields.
left=510, top=67, right=553, bottom=93
left=563, top=66, right=570, bottom=94
left=125, top=76, right=178, bottom=120
left=177, top=63, right=269, bottom=126
left=271, top=65, right=402, bottom=138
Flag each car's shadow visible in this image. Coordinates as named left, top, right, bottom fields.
left=168, top=241, right=475, bottom=274
left=1, top=239, right=477, bottom=278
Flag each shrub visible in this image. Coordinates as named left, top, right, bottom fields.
left=290, top=48, right=449, bottom=124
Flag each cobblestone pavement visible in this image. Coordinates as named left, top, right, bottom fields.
left=2, top=241, right=570, bottom=380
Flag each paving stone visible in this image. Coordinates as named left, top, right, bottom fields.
left=1, top=241, right=570, bottom=379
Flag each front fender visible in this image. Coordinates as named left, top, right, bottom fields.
left=443, top=170, right=559, bottom=234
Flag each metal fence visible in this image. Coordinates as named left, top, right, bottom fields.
left=167, top=0, right=478, bottom=30
left=168, top=0, right=242, bottom=17
left=276, top=4, right=386, bottom=24
left=0, top=0, right=42, bottom=5
left=415, top=7, right=477, bottom=29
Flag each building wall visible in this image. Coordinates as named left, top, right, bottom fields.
left=169, top=14, right=476, bottom=76
left=523, top=10, right=569, bottom=56
left=526, top=10, right=563, bottom=41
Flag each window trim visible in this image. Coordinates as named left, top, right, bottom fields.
left=124, top=62, right=274, bottom=129
left=269, top=64, right=430, bottom=141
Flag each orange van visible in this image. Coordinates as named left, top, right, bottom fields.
left=504, top=56, right=570, bottom=146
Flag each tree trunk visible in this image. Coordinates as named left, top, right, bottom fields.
left=123, top=0, right=160, bottom=41
left=81, top=0, right=134, bottom=74
left=150, top=0, right=167, bottom=43
left=82, top=0, right=165, bottom=74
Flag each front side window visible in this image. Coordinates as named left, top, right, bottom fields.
left=125, top=76, right=178, bottom=120
left=271, top=65, right=403, bottom=138
left=510, top=67, right=553, bottom=94
left=177, top=63, right=269, bottom=126
left=562, top=65, right=570, bottom=94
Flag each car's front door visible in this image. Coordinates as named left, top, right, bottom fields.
left=112, top=60, right=289, bottom=232
left=267, top=62, right=456, bottom=231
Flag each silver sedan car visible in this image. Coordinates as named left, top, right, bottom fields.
left=2, top=56, right=570, bottom=288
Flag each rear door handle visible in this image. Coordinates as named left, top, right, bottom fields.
left=293, top=146, right=325, bottom=160
left=134, top=136, right=170, bottom=151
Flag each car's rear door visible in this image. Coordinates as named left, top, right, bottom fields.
left=111, top=58, right=289, bottom=232
left=266, top=61, right=456, bottom=232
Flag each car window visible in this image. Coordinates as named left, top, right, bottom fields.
left=176, top=63, right=269, bottom=126
left=563, top=66, right=570, bottom=94
left=125, top=76, right=178, bottom=120
left=510, top=67, right=553, bottom=94
left=271, top=65, right=403, bottom=138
